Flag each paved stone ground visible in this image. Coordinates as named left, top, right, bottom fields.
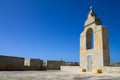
left=0, top=71, right=120, bottom=80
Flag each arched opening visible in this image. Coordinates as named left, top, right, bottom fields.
left=86, top=28, right=94, bottom=49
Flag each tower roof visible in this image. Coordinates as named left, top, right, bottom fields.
left=84, top=6, right=102, bottom=28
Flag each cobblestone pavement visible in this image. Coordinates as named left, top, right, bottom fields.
left=0, top=71, right=120, bottom=80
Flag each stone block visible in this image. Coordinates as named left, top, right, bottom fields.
left=80, top=68, right=86, bottom=72
left=92, top=69, right=103, bottom=74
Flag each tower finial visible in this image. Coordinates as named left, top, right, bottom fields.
left=90, top=6, right=93, bottom=10
left=89, top=6, right=95, bottom=16
left=84, top=6, right=102, bottom=28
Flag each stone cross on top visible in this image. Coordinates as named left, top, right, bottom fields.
left=89, top=6, right=96, bottom=16
left=90, top=6, right=94, bottom=13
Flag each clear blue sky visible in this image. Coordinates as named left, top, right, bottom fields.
left=0, top=0, right=120, bottom=62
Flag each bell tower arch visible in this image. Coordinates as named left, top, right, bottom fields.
left=80, top=6, right=110, bottom=72
left=86, top=28, right=94, bottom=49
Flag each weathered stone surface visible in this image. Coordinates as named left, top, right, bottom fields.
left=0, top=55, right=24, bottom=70
left=103, top=66, right=120, bottom=74
left=46, top=60, right=65, bottom=70
left=60, top=66, right=80, bottom=72
left=24, top=58, right=43, bottom=70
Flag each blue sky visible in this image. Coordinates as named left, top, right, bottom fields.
left=0, top=0, right=120, bottom=62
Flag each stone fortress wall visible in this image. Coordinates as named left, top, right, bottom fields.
left=46, top=60, right=65, bottom=70
left=0, top=54, right=120, bottom=74
left=0, top=55, right=79, bottom=71
left=103, top=66, right=120, bottom=74
left=60, top=66, right=120, bottom=74
left=61, top=66, right=80, bottom=72
left=24, top=58, right=43, bottom=70
left=0, top=55, right=24, bottom=70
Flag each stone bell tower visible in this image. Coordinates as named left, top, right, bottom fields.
left=80, top=6, right=110, bottom=72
